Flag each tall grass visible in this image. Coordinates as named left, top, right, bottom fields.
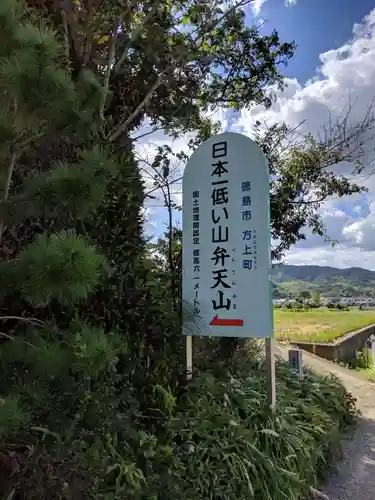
left=142, top=361, right=356, bottom=500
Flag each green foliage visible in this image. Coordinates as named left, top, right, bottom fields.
left=327, top=303, right=349, bottom=311
left=299, top=290, right=311, bottom=300
left=109, top=363, right=355, bottom=500
left=0, top=355, right=357, bottom=499
left=23, top=147, right=120, bottom=218
left=0, top=395, right=31, bottom=440
left=344, top=348, right=373, bottom=370
left=26, top=0, right=296, bottom=142
left=0, top=1, right=363, bottom=499
left=258, top=123, right=370, bottom=259
left=311, top=291, right=322, bottom=307
left=282, top=302, right=311, bottom=311
left=0, top=5, right=135, bottom=497
left=158, top=366, right=356, bottom=500
left=16, top=231, right=105, bottom=307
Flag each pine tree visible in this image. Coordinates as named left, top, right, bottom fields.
left=0, top=2, right=133, bottom=496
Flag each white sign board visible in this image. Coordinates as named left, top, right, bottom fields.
left=182, top=132, right=273, bottom=338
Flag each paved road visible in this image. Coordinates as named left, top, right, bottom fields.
left=280, top=348, right=375, bottom=500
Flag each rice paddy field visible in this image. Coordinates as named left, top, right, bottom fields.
left=274, top=307, right=375, bottom=343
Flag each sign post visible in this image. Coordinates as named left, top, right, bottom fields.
left=266, top=338, right=277, bottom=408
left=288, top=348, right=303, bottom=380
left=182, top=132, right=275, bottom=409
left=186, top=335, right=193, bottom=380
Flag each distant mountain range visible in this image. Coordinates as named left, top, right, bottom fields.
left=271, top=264, right=375, bottom=298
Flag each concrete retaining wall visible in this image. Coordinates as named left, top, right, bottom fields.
left=291, top=324, right=375, bottom=362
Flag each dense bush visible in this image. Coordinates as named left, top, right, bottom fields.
left=327, top=303, right=349, bottom=311
left=283, top=303, right=311, bottom=312
left=155, top=364, right=356, bottom=500
left=0, top=358, right=356, bottom=499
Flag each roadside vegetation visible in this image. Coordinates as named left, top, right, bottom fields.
left=339, top=346, right=375, bottom=382
left=0, top=1, right=371, bottom=498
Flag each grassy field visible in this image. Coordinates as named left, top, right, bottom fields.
left=274, top=307, right=375, bottom=343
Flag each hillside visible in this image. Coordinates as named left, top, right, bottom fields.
left=271, top=264, right=375, bottom=298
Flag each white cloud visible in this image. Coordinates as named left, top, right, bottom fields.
left=249, top=0, right=297, bottom=16
left=342, top=200, right=375, bottom=251
left=139, top=7, right=375, bottom=270
left=284, top=246, right=375, bottom=270
left=232, top=7, right=375, bottom=268
left=251, top=0, right=267, bottom=16
left=236, top=7, right=375, bottom=142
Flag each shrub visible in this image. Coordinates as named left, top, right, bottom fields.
left=0, top=356, right=356, bottom=499
left=344, top=348, right=374, bottom=370
left=139, top=361, right=356, bottom=500
left=327, top=303, right=349, bottom=311
left=283, top=303, right=311, bottom=312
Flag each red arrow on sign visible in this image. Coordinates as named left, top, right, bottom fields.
left=209, top=314, right=244, bottom=327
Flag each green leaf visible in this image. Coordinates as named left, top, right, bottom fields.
left=5, top=489, right=15, bottom=500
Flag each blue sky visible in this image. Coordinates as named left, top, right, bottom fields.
left=139, top=0, right=375, bottom=270
left=253, top=0, right=375, bottom=82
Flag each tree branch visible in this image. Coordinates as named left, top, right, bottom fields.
left=99, top=21, right=118, bottom=125
left=82, top=0, right=98, bottom=66
left=0, top=315, right=60, bottom=334
left=108, top=74, right=164, bottom=142
left=0, top=331, right=36, bottom=349
left=132, top=126, right=164, bottom=142
left=108, top=0, right=253, bottom=139
left=61, top=0, right=82, bottom=75
left=0, top=98, right=17, bottom=242
left=114, top=1, right=159, bottom=74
